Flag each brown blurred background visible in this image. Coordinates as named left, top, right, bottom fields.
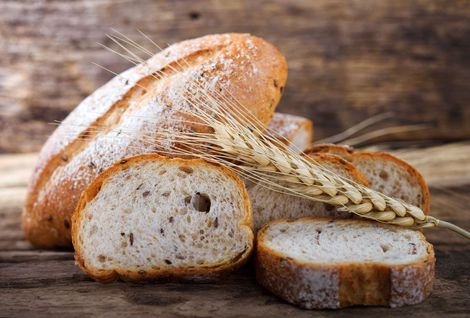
left=0, top=0, right=469, bottom=153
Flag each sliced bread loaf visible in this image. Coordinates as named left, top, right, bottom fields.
left=72, top=154, right=253, bottom=282
left=247, top=153, right=368, bottom=230
left=256, top=217, right=435, bottom=309
left=268, top=113, right=313, bottom=152
left=24, top=33, right=287, bottom=248
left=307, top=144, right=430, bottom=212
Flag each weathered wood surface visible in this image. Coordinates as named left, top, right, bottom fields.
left=1, top=0, right=470, bottom=153
left=0, top=146, right=469, bottom=317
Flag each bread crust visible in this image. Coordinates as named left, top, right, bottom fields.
left=268, top=113, right=313, bottom=151
left=23, top=33, right=287, bottom=248
left=256, top=217, right=435, bottom=309
left=352, top=151, right=431, bottom=213
left=72, top=153, right=254, bottom=283
left=305, top=153, right=369, bottom=186
left=307, top=144, right=430, bottom=212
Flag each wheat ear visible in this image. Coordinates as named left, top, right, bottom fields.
left=87, top=30, right=470, bottom=239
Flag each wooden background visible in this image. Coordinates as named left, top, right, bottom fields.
left=1, top=0, right=470, bottom=153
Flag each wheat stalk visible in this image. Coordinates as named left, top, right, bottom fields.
left=74, top=30, right=470, bottom=239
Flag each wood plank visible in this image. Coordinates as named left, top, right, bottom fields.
left=1, top=0, right=470, bottom=153
left=0, top=247, right=468, bottom=317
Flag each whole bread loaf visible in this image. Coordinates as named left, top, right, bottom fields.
left=256, top=217, right=435, bottom=309
left=72, top=154, right=253, bottom=282
left=23, top=33, right=287, bottom=248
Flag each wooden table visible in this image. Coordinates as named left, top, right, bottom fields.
left=1, top=147, right=469, bottom=317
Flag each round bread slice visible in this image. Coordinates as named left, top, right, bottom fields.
left=307, top=144, right=430, bottom=212
left=72, top=154, right=253, bottom=282
left=256, top=217, right=435, bottom=309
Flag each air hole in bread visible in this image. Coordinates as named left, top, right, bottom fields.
left=98, top=255, right=106, bottom=262
left=159, top=169, right=166, bottom=175
left=379, top=170, right=389, bottom=180
left=90, top=225, right=97, bottom=236
left=192, top=192, right=211, bottom=212
left=162, top=192, right=170, bottom=197
left=381, top=244, right=390, bottom=253
left=409, top=243, right=417, bottom=255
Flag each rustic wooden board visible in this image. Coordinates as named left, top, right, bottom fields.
left=0, top=147, right=469, bottom=317
left=1, top=0, right=470, bottom=153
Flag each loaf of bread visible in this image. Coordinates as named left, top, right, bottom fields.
left=23, top=33, right=287, bottom=248
left=256, top=217, right=435, bottom=309
left=72, top=154, right=253, bottom=282
left=268, top=113, right=313, bottom=152
left=307, top=144, right=430, bottom=212
left=247, top=153, right=368, bottom=230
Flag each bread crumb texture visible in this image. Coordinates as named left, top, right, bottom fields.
left=75, top=158, right=251, bottom=274
left=263, top=220, right=428, bottom=264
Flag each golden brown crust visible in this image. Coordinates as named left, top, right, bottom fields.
left=306, top=144, right=430, bottom=213
left=306, top=144, right=355, bottom=160
left=23, top=33, right=287, bottom=248
left=268, top=113, right=314, bottom=151
left=305, top=153, right=369, bottom=186
left=72, top=153, right=254, bottom=283
left=256, top=217, right=435, bottom=309
left=352, top=151, right=431, bottom=213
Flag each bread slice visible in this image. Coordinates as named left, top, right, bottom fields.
left=247, top=153, right=368, bottom=230
left=268, top=113, right=313, bottom=152
left=72, top=154, right=253, bottom=282
left=256, top=217, right=435, bottom=309
left=307, top=144, right=430, bottom=212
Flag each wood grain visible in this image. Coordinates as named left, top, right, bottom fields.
left=0, top=147, right=469, bottom=316
left=1, top=0, right=469, bottom=153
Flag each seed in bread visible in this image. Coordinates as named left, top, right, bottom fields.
left=72, top=154, right=253, bottom=282
left=256, top=217, right=435, bottom=309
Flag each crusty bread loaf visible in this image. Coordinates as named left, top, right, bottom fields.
left=72, top=154, right=253, bottom=282
left=23, top=33, right=287, bottom=248
left=268, top=113, right=313, bottom=152
left=256, top=217, right=435, bottom=309
left=247, top=153, right=368, bottom=230
left=307, top=144, right=430, bottom=212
